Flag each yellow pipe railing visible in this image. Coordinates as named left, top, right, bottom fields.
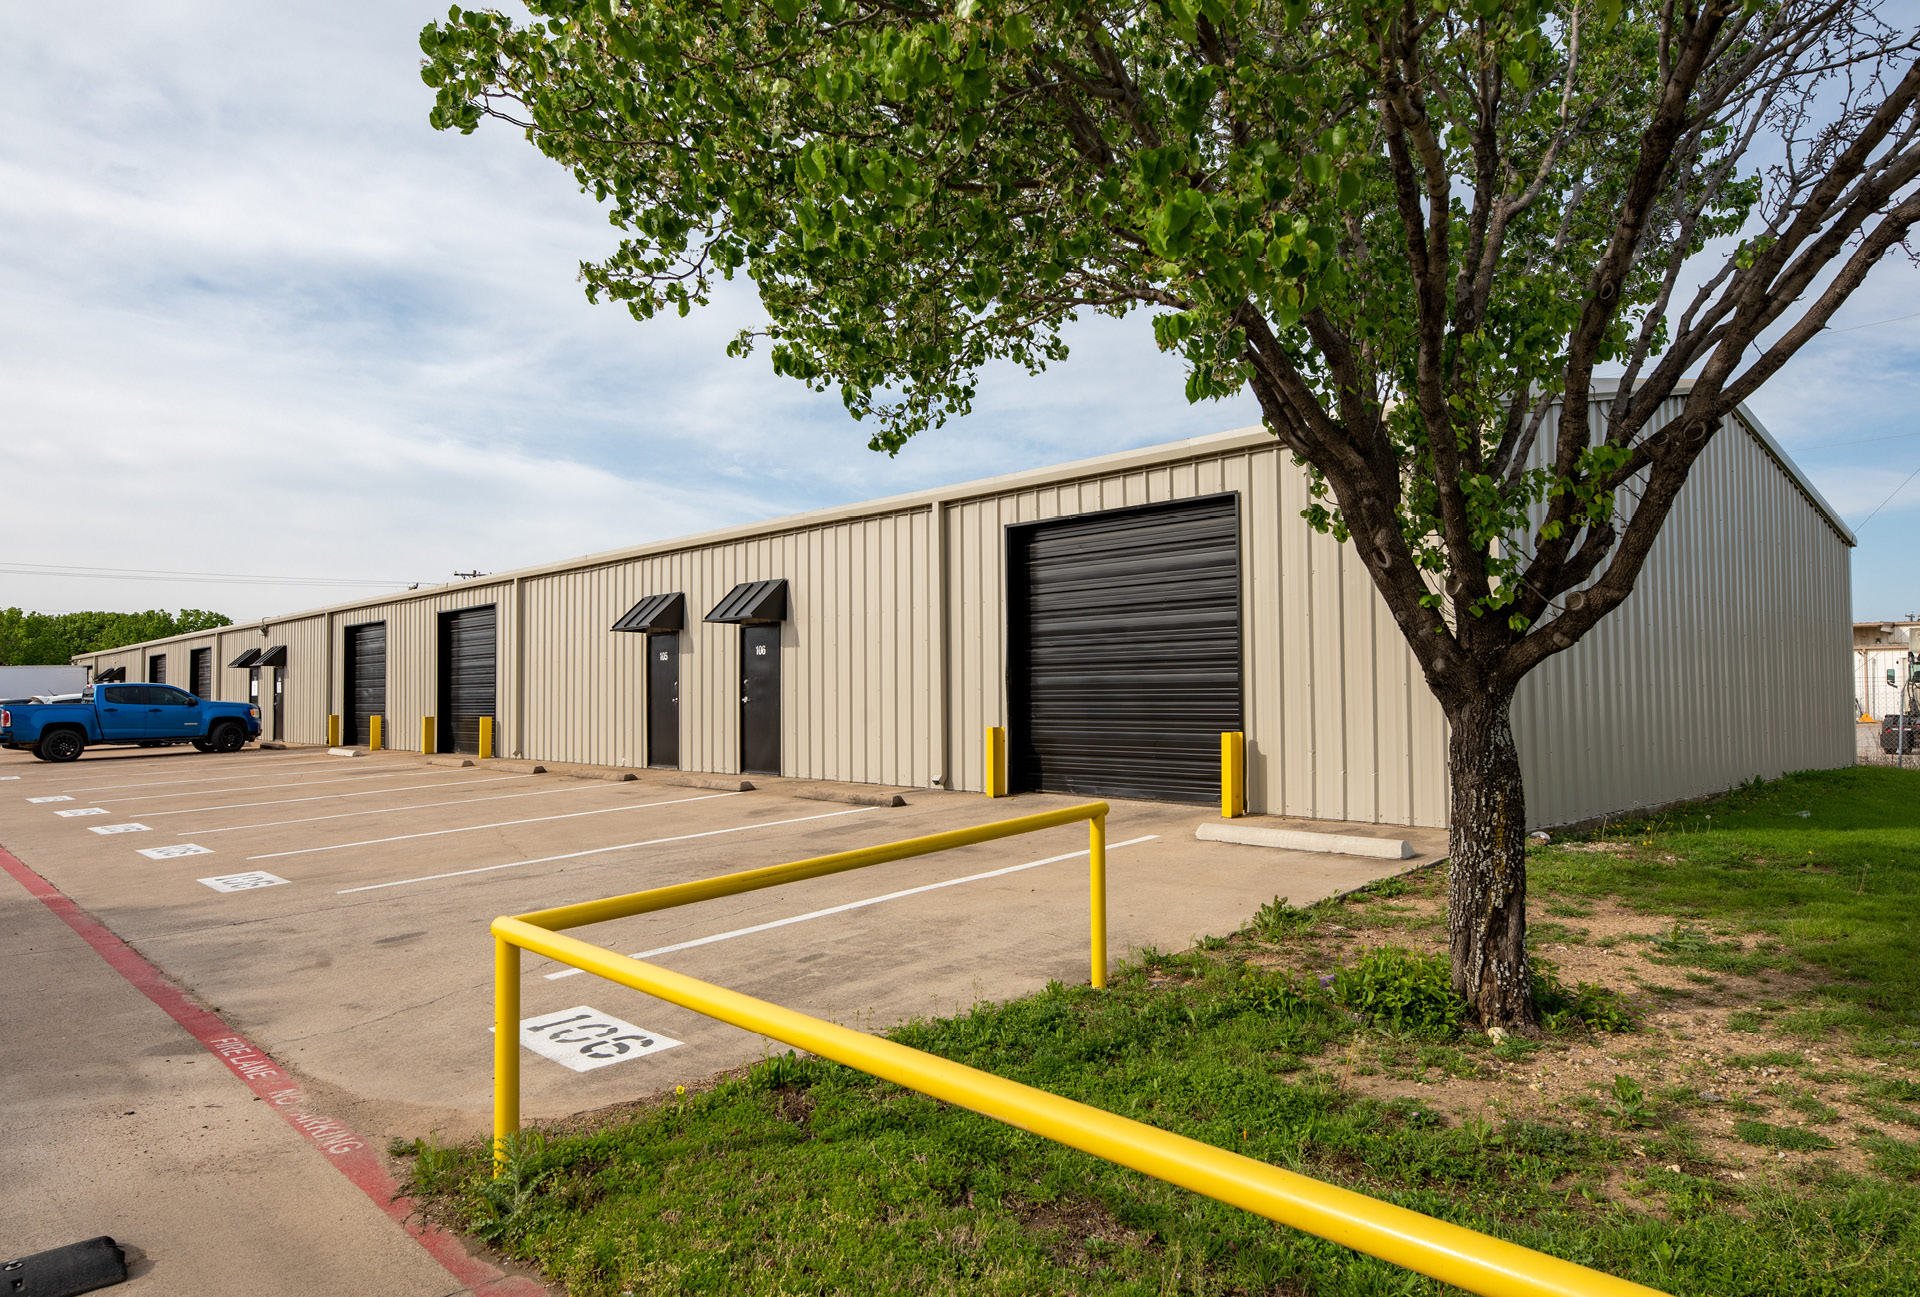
left=491, top=804, right=1665, bottom=1297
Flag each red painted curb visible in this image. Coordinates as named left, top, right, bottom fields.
left=0, top=846, right=547, bottom=1297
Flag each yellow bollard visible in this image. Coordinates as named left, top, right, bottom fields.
left=479, top=716, right=494, bottom=760
left=1221, top=731, right=1246, bottom=818
left=493, top=935, right=519, bottom=1173
left=1089, top=813, right=1107, bottom=989
left=369, top=715, right=383, bottom=752
left=985, top=726, right=1007, bottom=797
left=326, top=714, right=340, bottom=747
left=421, top=716, right=436, bottom=755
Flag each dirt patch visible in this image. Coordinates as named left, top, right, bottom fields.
left=1008, top=1194, right=1153, bottom=1266
left=1249, top=874, right=1920, bottom=1193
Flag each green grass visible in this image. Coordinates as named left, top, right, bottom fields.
left=400, top=769, right=1920, bottom=1296
left=405, top=955, right=1920, bottom=1295
left=1531, top=767, right=1920, bottom=1051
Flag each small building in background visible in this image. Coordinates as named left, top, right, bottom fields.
left=1855, top=621, right=1916, bottom=720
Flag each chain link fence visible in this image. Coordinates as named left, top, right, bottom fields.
left=1857, top=717, right=1920, bottom=767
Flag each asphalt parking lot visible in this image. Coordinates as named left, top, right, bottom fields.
left=2, top=742, right=1441, bottom=1292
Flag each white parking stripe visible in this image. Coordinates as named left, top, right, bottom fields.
left=543, top=835, right=1160, bottom=979
left=96, top=770, right=490, bottom=806
left=59, top=757, right=384, bottom=792
left=245, top=792, right=742, bottom=860
left=137, top=775, right=536, bottom=818
left=182, top=783, right=600, bottom=834
left=336, top=805, right=880, bottom=894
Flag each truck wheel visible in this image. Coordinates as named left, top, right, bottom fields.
left=28, top=744, right=52, bottom=761
left=209, top=721, right=246, bottom=753
left=40, top=729, right=86, bottom=763
left=191, top=738, right=213, bottom=753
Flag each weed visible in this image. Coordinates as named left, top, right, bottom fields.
left=469, top=1131, right=562, bottom=1245
left=1605, top=1075, right=1653, bottom=1129
left=1533, top=957, right=1636, bottom=1033
left=1329, top=947, right=1465, bottom=1034
left=1246, top=895, right=1323, bottom=941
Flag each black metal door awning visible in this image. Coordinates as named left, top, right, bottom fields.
left=258, top=644, right=288, bottom=667
left=94, top=666, right=126, bottom=682
left=229, top=649, right=262, bottom=668
left=705, top=579, right=788, bottom=624
left=611, top=592, right=687, bottom=634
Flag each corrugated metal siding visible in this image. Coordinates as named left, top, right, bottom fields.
left=946, top=446, right=1449, bottom=824
left=1513, top=401, right=1853, bottom=827
left=516, top=508, right=935, bottom=783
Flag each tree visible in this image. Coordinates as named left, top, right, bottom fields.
left=0, top=609, right=233, bottom=666
left=421, top=0, right=1919, bottom=1028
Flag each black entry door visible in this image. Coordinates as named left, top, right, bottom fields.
left=272, top=670, right=285, bottom=740
left=343, top=622, right=387, bottom=747
left=647, top=634, right=679, bottom=768
left=439, top=606, right=498, bottom=754
left=740, top=625, right=780, bottom=775
left=1009, top=494, right=1242, bottom=803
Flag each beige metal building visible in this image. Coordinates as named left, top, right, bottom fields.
left=72, top=389, right=1853, bottom=829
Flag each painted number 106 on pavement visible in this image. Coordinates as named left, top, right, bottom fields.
left=517, top=1006, right=682, bottom=1073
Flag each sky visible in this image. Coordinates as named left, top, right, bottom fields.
left=3, top=2, right=1917, bottom=624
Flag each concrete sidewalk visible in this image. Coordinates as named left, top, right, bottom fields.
left=0, top=850, right=545, bottom=1297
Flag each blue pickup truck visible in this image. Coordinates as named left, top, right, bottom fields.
left=0, top=683, right=260, bottom=762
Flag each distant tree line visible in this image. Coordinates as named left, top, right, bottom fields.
left=0, top=608, right=233, bottom=666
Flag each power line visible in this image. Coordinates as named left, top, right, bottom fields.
left=1826, top=309, right=1920, bottom=334
left=1855, top=464, right=1920, bottom=531
left=0, top=562, right=420, bottom=588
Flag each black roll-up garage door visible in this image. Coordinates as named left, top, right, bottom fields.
left=191, top=648, right=213, bottom=699
left=1009, top=494, right=1242, bottom=804
left=343, top=622, right=386, bottom=747
left=439, top=606, right=497, bottom=754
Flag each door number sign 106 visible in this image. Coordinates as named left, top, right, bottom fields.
left=518, top=1006, right=682, bottom=1073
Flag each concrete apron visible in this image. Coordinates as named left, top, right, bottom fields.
left=0, top=745, right=1441, bottom=1293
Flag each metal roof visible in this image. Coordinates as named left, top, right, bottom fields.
left=610, top=592, right=686, bottom=634
left=705, top=579, right=788, bottom=624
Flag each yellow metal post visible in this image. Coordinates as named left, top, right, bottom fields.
left=326, top=714, right=340, bottom=747
left=479, top=716, right=495, bottom=761
left=1089, top=813, right=1107, bottom=989
left=1221, top=730, right=1246, bottom=818
left=421, top=716, right=436, bottom=755
left=985, top=726, right=1007, bottom=797
left=368, top=715, right=383, bottom=751
left=493, top=935, right=519, bottom=1174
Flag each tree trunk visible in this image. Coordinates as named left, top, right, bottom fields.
left=1444, top=687, right=1539, bottom=1032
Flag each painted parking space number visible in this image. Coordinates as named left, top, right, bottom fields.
left=139, top=843, right=214, bottom=860
left=55, top=807, right=110, bottom=817
left=520, top=1006, right=682, bottom=1072
left=198, top=871, right=289, bottom=893
left=27, top=795, right=72, bottom=803
left=90, top=823, right=151, bottom=835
